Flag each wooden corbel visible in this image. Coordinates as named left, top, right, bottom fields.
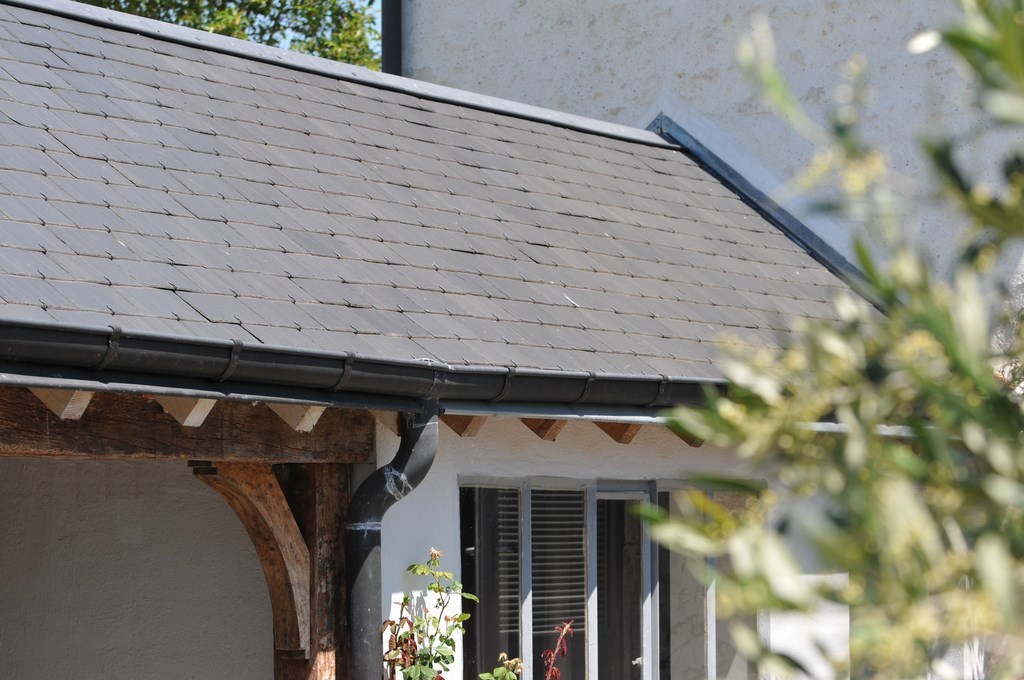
left=673, top=429, right=705, bottom=448
left=267, top=403, right=327, bottom=433
left=521, top=418, right=567, bottom=441
left=369, top=409, right=401, bottom=435
left=28, top=387, right=93, bottom=420
left=596, top=421, right=643, bottom=445
left=194, top=463, right=311, bottom=661
left=153, top=396, right=216, bottom=427
left=441, top=414, right=487, bottom=437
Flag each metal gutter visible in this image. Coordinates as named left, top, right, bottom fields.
left=0, top=363, right=424, bottom=412
left=0, top=319, right=721, bottom=413
left=345, top=401, right=438, bottom=678
left=649, top=113, right=864, bottom=285
left=1, top=0, right=674, bottom=150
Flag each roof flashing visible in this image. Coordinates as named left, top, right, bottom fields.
left=649, top=113, right=863, bottom=284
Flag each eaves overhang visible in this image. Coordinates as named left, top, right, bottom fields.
left=0, top=320, right=719, bottom=415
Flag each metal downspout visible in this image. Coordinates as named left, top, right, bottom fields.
left=345, top=399, right=438, bottom=678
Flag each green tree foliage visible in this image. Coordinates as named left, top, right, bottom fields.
left=647, top=1, right=1024, bottom=678
left=82, top=0, right=379, bottom=68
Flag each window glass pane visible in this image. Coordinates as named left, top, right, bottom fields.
left=597, top=498, right=643, bottom=679
left=461, top=487, right=521, bottom=675
left=531, top=489, right=586, bottom=680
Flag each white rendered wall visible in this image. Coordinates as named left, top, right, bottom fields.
left=403, top=0, right=980, bottom=275
left=379, top=417, right=847, bottom=679
left=0, top=458, right=272, bottom=679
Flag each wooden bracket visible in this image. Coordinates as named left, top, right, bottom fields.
left=267, top=403, right=326, bottom=433
left=28, top=388, right=93, bottom=420
left=195, top=463, right=311, bottom=658
left=596, top=421, right=643, bottom=445
left=153, top=396, right=216, bottom=427
left=441, top=414, right=486, bottom=437
left=521, top=418, right=567, bottom=441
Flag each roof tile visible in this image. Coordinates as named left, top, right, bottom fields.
left=0, top=2, right=864, bottom=382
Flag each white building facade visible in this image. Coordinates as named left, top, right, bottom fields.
left=399, top=0, right=976, bottom=275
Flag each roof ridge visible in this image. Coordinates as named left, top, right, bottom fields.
left=2, top=0, right=676, bottom=150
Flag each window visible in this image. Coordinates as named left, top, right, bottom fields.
left=461, top=481, right=752, bottom=680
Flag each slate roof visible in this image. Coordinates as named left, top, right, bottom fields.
left=0, top=0, right=855, bottom=404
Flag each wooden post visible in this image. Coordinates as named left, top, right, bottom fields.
left=310, top=465, right=348, bottom=680
left=276, top=464, right=351, bottom=680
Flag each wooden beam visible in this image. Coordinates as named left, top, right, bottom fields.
left=521, top=418, right=567, bottom=441
left=441, top=414, right=486, bottom=437
left=369, top=409, right=401, bottom=435
left=28, top=387, right=93, bottom=420
left=596, top=421, right=643, bottom=445
left=196, top=463, right=311, bottom=664
left=268, top=403, right=327, bottom=433
left=0, top=388, right=373, bottom=463
left=152, top=395, right=216, bottom=427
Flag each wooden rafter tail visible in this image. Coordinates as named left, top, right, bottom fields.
left=440, top=414, right=486, bottom=437
left=521, top=418, right=567, bottom=441
left=152, top=395, right=217, bottom=427
left=267, top=403, right=326, bottom=433
left=28, top=387, right=93, bottom=420
left=596, top=421, right=643, bottom=445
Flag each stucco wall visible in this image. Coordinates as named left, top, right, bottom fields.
left=378, top=416, right=841, bottom=679
left=0, top=458, right=272, bottom=679
left=403, top=0, right=976, bottom=274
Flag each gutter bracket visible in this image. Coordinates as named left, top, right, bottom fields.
left=216, top=339, right=243, bottom=382
left=329, top=354, right=356, bottom=391
left=493, top=366, right=516, bottom=402
left=646, top=375, right=670, bottom=407
left=571, top=372, right=596, bottom=405
left=94, top=325, right=121, bottom=370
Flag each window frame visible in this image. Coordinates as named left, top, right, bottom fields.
left=460, top=476, right=664, bottom=680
